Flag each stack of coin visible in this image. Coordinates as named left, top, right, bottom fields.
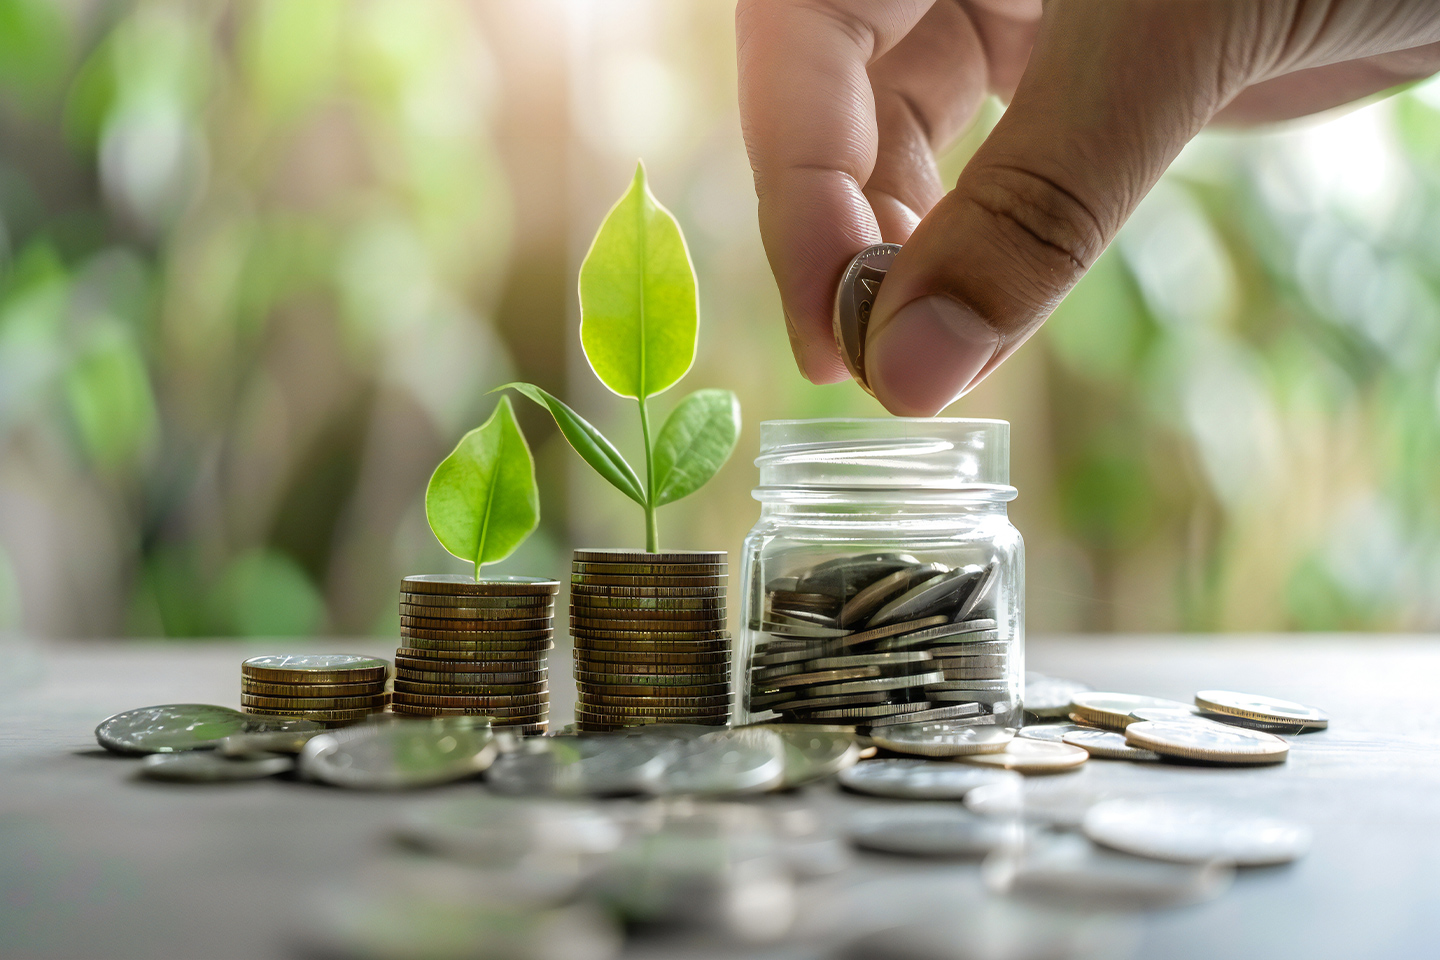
left=241, top=654, right=389, bottom=727
left=392, top=574, right=558, bottom=734
left=570, top=549, right=730, bottom=732
left=747, top=553, right=1005, bottom=730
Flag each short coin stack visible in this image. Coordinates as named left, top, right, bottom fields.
left=570, top=549, right=731, bottom=732
left=393, top=574, right=558, bottom=734
left=241, top=654, right=389, bottom=727
left=747, top=553, right=1004, bottom=730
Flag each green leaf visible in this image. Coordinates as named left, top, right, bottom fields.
left=425, top=396, right=539, bottom=576
left=579, top=161, right=698, bottom=399
left=651, top=389, right=741, bottom=507
left=494, top=381, right=646, bottom=506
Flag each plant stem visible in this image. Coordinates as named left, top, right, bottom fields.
left=638, top=395, right=658, bottom=552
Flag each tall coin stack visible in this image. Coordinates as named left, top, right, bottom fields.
left=241, top=654, right=389, bottom=727
left=393, top=574, right=559, bottom=734
left=570, top=549, right=730, bottom=732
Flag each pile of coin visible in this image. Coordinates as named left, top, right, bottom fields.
left=747, top=553, right=1005, bottom=730
left=241, top=654, right=389, bottom=726
left=393, top=574, right=558, bottom=734
left=570, top=549, right=731, bottom=732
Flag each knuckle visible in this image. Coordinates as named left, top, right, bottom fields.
left=966, top=164, right=1108, bottom=275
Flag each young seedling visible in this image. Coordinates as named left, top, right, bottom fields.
left=425, top=395, right=540, bottom=579
left=499, top=162, right=740, bottom=552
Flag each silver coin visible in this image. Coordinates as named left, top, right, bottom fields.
left=754, top=621, right=852, bottom=639
left=837, top=758, right=1020, bottom=800
left=396, top=797, right=625, bottom=865
left=982, top=832, right=1233, bottom=909
left=805, top=650, right=934, bottom=671
left=1015, top=722, right=1092, bottom=743
left=752, top=646, right=821, bottom=666
left=219, top=729, right=325, bottom=756
left=1194, top=689, right=1329, bottom=730
left=808, top=671, right=946, bottom=697
left=767, top=725, right=862, bottom=785
left=837, top=563, right=946, bottom=628
left=865, top=702, right=987, bottom=726
left=654, top=728, right=787, bottom=795
left=776, top=691, right=894, bottom=713
left=954, top=561, right=999, bottom=621
left=940, top=666, right=1007, bottom=681
left=764, top=606, right=839, bottom=629
left=869, top=566, right=976, bottom=627
left=871, top=622, right=1000, bottom=651
left=871, top=722, right=1013, bottom=758
left=1124, top=719, right=1290, bottom=765
left=751, top=661, right=811, bottom=684
left=1022, top=674, right=1092, bottom=718
left=933, top=654, right=1007, bottom=669
left=832, top=242, right=902, bottom=391
left=749, top=689, right=799, bottom=710
left=95, top=704, right=320, bottom=755
left=486, top=736, right=673, bottom=796
left=301, top=717, right=498, bottom=788
left=1062, top=728, right=1161, bottom=761
left=848, top=806, right=1025, bottom=858
left=139, top=750, right=293, bottom=782
left=929, top=679, right=1011, bottom=695
left=793, top=551, right=918, bottom=601
left=932, top=641, right=1009, bottom=658
left=1082, top=798, right=1312, bottom=866
left=1127, top=705, right=1201, bottom=723
left=801, top=701, right=935, bottom=721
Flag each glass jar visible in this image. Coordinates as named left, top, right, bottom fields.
left=737, top=418, right=1023, bottom=731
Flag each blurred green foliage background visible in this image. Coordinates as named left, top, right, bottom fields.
left=3, top=0, right=1439, bottom=639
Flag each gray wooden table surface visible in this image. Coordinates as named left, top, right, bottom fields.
left=2, top=633, right=1438, bottom=960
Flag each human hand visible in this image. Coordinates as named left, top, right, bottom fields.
left=737, top=0, right=1440, bottom=415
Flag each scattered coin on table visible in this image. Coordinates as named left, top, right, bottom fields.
left=838, top=758, right=1021, bottom=800
left=952, top=738, right=1089, bottom=774
left=1016, top=721, right=1094, bottom=742
left=1082, top=798, right=1312, bottom=865
left=300, top=716, right=498, bottom=789
left=1067, top=692, right=1192, bottom=729
left=871, top=722, right=1013, bottom=758
left=1023, top=673, right=1093, bottom=718
left=1125, top=718, right=1290, bottom=765
left=1062, top=728, right=1162, bottom=762
left=847, top=805, right=1026, bottom=858
left=139, top=750, right=294, bottom=782
left=95, top=704, right=320, bottom=755
left=1194, top=689, right=1329, bottom=731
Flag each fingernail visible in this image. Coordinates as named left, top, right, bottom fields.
left=866, top=296, right=999, bottom=416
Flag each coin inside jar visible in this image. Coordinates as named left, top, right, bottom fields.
left=832, top=242, right=902, bottom=394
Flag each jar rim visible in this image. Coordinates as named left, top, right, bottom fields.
left=755, top=417, right=1011, bottom=491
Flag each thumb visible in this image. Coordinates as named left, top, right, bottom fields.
left=863, top=1, right=1250, bottom=416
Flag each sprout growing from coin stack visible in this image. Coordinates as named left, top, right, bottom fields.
left=499, top=162, right=741, bottom=731
left=395, top=397, right=559, bottom=731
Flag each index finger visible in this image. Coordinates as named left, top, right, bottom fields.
left=736, top=0, right=934, bottom=383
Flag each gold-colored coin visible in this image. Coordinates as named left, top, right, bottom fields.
left=1193, top=690, right=1328, bottom=730
left=400, top=574, right=559, bottom=596
left=571, top=561, right=727, bottom=576
left=399, top=628, right=552, bottom=644
left=576, top=704, right=729, bottom=719
left=760, top=666, right=881, bottom=690
left=392, top=679, right=547, bottom=698
left=394, top=649, right=549, bottom=667
left=569, top=603, right=726, bottom=621
left=570, top=584, right=727, bottom=600
left=578, top=691, right=731, bottom=709
left=398, top=637, right=552, bottom=655
left=572, top=573, right=726, bottom=587
left=393, top=675, right=546, bottom=693
left=570, top=595, right=726, bottom=612
left=571, top=628, right=730, bottom=643
left=389, top=701, right=548, bottom=720
left=396, top=666, right=546, bottom=684
left=571, top=616, right=727, bottom=633
left=398, top=603, right=553, bottom=621
left=400, top=615, right=553, bottom=632
left=573, top=549, right=725, bottom=564
left=573, top=648, right=730, bottom=666
left=573, top=636, right=731, bottom=655
left=241, top=680, right=385, bottom=698
left=398, top=592, right=553, bottom=609
left=389, top=692, right=549, bottom=710
left=834, top=616, right=949, bottom=648
left=242, top=705, right=379, bottom=722
left=1068, top=693, right=1191, bottom=730
left=241, top=654, right=389, bottom=685
left=572, top=657, right=730, bottom=678
left=240, top=693, right=387, bottom=710
left=574, top=668, right=729, bottom=687
left=579, top=682, right=730, bottom=699
left=950, top=739, right=1089, bottom=773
